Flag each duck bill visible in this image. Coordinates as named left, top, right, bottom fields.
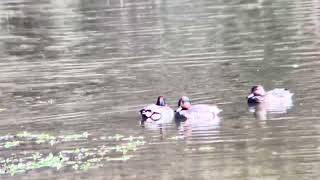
left=176, top=107, right=183, bottom=112
left=247, top=93, right=255, bottom=99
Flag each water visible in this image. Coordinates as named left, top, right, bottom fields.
left=0, top=0, right=320, bottom=179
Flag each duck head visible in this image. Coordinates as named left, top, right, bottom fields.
left=248, top=85, right=266, bottom=104
left=251, top=85, right=266, bottom=96
left=156, top=96, right=166, bottom=106
left=176, top=96, right=192, bottom=112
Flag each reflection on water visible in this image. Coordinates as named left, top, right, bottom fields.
left=0, top=0, right=320, bottom=179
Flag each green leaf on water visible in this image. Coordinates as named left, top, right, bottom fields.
left=80, top=162, right=91, bottom=171
left=32, top=152, right=42, bottom=161
left=17, top=132, right=56, bottom=144
left=4, top=141, right=20, bottom=149
left=87, top=157, right=102, bottom=163
left=74, top=148, right=81, bottom=154
left=33, top=153, right=66, bottom=170
left=37, top=133, right=56, bottom=142
left=108, top=134, right=124, bottom=141
left=60, top=132, right=89, bottom=142
left=0, top=131, right=148, bottom=176
left=16, top=131, right=32, bottom=138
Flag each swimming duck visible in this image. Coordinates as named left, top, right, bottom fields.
left=140, top=96, right=174, bottom=125
left=247, top=85, right=294, bottom=114
left=175, top=96, right=222, bottom=121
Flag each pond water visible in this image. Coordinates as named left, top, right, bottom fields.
left=0, top=0, right=320, bottom=179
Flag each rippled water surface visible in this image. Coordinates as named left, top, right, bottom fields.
left=0, top=0, right=320, bottom=179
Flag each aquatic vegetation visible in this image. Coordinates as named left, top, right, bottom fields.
left=80, top=162, right=91, bottom=171
left=73, top=148, right=89, bottom=154
left=112, top=140, right=146, bottom=155
left=16, top=131, right=89, bottom=143
left=31, top=153, right=67, bottom=170
left=16, top=131, right=56, bottom=144
left=0, top=131, right=91, bottom=148
left=108, top=134, right=124, bottom=141
left=1, top=153, right=67, bottom=176
left=16, top=131, right=32, bottom=138
left=4, top=163, right=27, bottom=175
left=0, top=132, right=147, bottom=176
left=32, top=152, right=42, bottom=161
left=35, top=133, right=56, bottom=144
left=3, top=141, right=20, bottom=149
left=59, top=132, right=89, bottom=142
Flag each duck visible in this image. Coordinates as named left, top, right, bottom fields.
left=247, top=85, right=294, bottom=114
left=139, top=96, right=174, bottom=125
left=175, top=96, right=222, bottom=121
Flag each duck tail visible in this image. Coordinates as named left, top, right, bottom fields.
left=210, top=105, right=222, bottom=114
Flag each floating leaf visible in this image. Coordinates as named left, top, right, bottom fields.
left=60, top=132, right=89, bottom=142
left=80, top=162, right=91, bottom=171
left=4, top=141, right=20, bottom=149
left=32, top=152, right=42, bottom=161
left=87, top=158, right=102, bottom=163
left=108, top=134, right=124, bottom=141
left=16, top=131, right=32, bottom=138
left=0, top=132, right=147, bottom=176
